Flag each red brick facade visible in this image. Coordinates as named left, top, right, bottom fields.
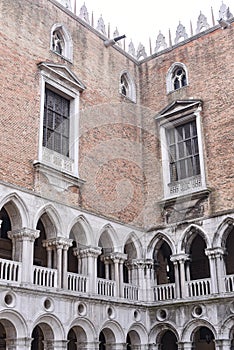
left=0, top=0, right=233, bottom=228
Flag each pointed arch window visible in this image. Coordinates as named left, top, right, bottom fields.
left=167, top=63, right=188, bottom=93
left=119, top=71, right=136, bottom=102
left=50, top=24, right=73, bottom=61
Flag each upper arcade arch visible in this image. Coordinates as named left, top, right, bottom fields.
left=0, top=193, right=29, bottom=230
left=68, top=215, right=93, bottom=247
left=178, top=224, right=211, bottom=253
left=213, top=217, right=234, bottom=248
left=34, top=204, right=62, bottom=238
left=147, top=232, right=176, bottom=258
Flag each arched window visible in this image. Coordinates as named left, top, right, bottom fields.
left=166, top=63, right=188, bottom=93
left=50, top=24, right=73, bottom=61
left=119, top=71, right=136, bottom=102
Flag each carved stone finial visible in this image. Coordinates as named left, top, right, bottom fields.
left=79, top=3, right=90, bottom=24
left=154, top=31, right=167, bottom=53
left=58, top=0, right=72, bottom=10
left=136, top=42, right=147, bottom=60
left=128, top=40, right=136, bottom=57
left=175, top=22, right=188, bottom=44
left=219, top=2, right=233, bottom=20
left=96, top=15, right=106, bottom=35
left=113, top=28, right=121, bottom=47
left=196, top=12, right=210, bottom=33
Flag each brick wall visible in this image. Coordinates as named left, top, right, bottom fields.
left=0, top=0, right=233, bottom=228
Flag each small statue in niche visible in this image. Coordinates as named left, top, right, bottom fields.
left=52, top=31, right=63, bottom=55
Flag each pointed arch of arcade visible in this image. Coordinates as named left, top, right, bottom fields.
left=34, top=204, right=62, bottom=239
left=98, top=224, right=118, bottom=253
left=99, top=320, right=125, bottom=344
left=146, top=231, right=176, bottom=258
left=0, top=310, right=28, bottom=339
left=68, top=215, right=94, bottom=247
left=213, top=217, right=234, bottom=248
left=149, top=322, right=179, bottom=345
left=127, top=323, right=148, bottom=346
left=181, top=319, right=217, bottom=343
left=178, top=224, right=211, bottom=253
left=123, top=232, right=143, bottom=258
left=0, top=193, right=29, bottom=230
left=31, top=314, right=65, bottom=341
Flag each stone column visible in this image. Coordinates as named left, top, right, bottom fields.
left=79, top=246, right=102, bottom=293
left=44, top=340, right=68, bottom=349
left=110, top=252, right=127, bottom=298
left=206, top=247, right=226, bottom=293
left=43, top=237, right=73, bottom=289
left=181, top=341, right=194, bottom=350
left=133, top=259, right=146, bottom=301
left=171, top=254, right=190, bottom=299
left=144, top=259, right=154, bottom=302
left=8, top=228, right=40, bottom=285
left=6, top=337, right=33, bottom=350
left=106, top=343, right=125, bottom=350
left=148, top=344, right=159, bottom=350
left=215, top=339, right=231, bottom=350
left=205, top=248, right=219, bottom=294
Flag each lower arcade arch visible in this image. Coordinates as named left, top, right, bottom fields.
left=99, top=328, right=115, bottom=350
left=192, top=326, right=215, bottom=350
left=159, top=329, right=178, bottom=350
left=0, top=319, right=17, bottom=349
left=31, top=322, right=54, bottom=350
left=67, top=325, right=87, bottom=350
left=126, top=330, right=141, bottom=349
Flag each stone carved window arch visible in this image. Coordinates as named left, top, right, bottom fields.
left=166, top=62, right=188, bottom=93
left=51, top=24, right=73, bottom=61
left=119, top=71, right=136, bottom=102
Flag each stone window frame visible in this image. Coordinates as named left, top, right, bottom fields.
left=166, top=62, right=188, bottom=93
left=50, top=23, right=73, bottom=62
left=119, top=71, right=136, bottom=103
left=34, top=62, right=85, bottom=189
left=156, top=100, right=207, bottom=199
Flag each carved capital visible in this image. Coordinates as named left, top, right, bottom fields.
left=42, top=237, right=73, bottom=250
left=8, top=228, right=40, bottom=241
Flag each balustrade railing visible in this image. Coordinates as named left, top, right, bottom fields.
left=123, top=283, right=139, bottom=300
left=153, top=283, right=176, bottom=301
left=97, top=278, right=115, bottom=297
left=33, top=266, right=57, bottom=288
left=224, top=274, right=234, bottom=292
left=186, top=278, right=211, bottom=297
left=0, top=258, right=21, bottom=283
left=67, top=272, right=87, bottom=293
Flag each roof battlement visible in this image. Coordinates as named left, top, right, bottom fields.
left=55, top=0, right=233, bottom=60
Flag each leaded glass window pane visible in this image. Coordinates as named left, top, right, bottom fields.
left=43, top=88, right=70, bottom=157
left=167, top=120, right=200, bottom=182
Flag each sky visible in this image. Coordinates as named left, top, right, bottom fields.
left=72, top=0, right=232, bottom=54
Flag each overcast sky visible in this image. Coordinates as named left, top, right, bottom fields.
left=73, top=0, right=232, bottom=54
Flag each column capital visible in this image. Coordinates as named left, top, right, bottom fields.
left=8, top=228, right=40, bottom=241
left=170, top=253, right=190, bottom=263
left=79, top=246, right=102, bottom=258
left=42, top=237, right=73, bottom=249
left=205, top=247, right=226, bottom=258
left=109, top=252, right=128, bottom=263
